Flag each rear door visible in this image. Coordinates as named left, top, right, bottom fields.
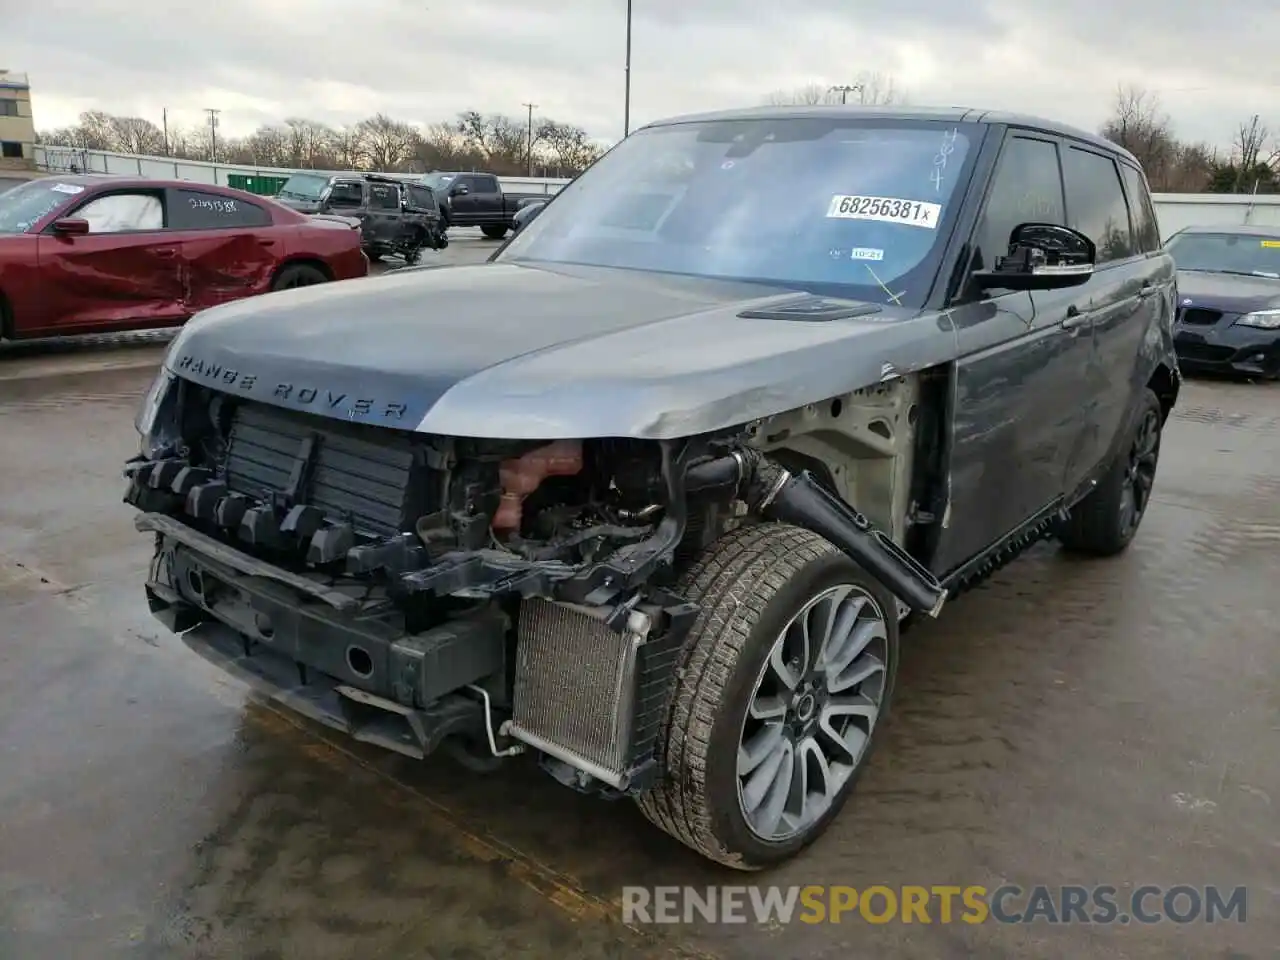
left=365, top=181, right=403, bottom=247
left=470, top=175, right=504, bottom=221
left=167, top=187, right=279, bottom=311
left=932, top=132, right=1096, bottom=574
left=37, top=187, right=185, bottom=330
left=1056, top=146, right=1151, bottom=487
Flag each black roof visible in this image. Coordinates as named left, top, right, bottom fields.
left=1172, top=222, right=1280, bottom=238
left=641, top=104, right=1137, bottom=167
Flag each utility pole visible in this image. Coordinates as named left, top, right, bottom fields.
left=623, top=0, right=633, bottom=137
left=828, top=83, right=863, bottom=105
left=523, top=102, right=537, bottom=176
left=162, top=108, right=169, bottom=156
left=205, top=108, right=220, bottom=162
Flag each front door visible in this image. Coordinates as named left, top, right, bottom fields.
left=323, top=179, right=368, bottom=243
left=931, top=133, right=1096, bottom=575
left=37, top=188, right=185, bottom=331
left=167, top=187, right=280, bottom=311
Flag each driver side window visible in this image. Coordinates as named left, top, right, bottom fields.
left=73, top=192, right=164, bottom=233
left=973, top=136, right=1065, bottom=274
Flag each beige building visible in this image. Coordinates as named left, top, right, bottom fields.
left=0, top=70, right=37, bottom=176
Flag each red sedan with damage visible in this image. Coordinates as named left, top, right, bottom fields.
left=0, top=175, right=368, bottom=340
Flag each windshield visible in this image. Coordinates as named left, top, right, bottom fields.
left=276, top=173, right=332, bottom=201
left=1167, top=231, right=1280, bottom=278
left=421, top=173, right=457, bottom=192
left=496, top=117, right=979, bottom=306
left=0, top=178, right=81, bottom=234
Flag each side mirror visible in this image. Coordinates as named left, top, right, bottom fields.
left=453, top=184, right=469, bottom=196
left=52, top=217, right=91, bottom=236
left=972, top=223, right=1095, bottom=292
left=514, top=202, right=545, bottom=231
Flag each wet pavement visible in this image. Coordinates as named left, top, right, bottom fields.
left=1, top=275, right=1277, bottom=959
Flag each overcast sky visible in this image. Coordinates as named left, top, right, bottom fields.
left=7, top=0, right=1279, bottom=150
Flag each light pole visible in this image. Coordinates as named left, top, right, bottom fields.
left=623, top=0, right=633, bottom=137
left=205, top=108, right=220, bottom=162
left=828, top=83, right=863, bottom=105
left=522, top=102, right=537, bottom=176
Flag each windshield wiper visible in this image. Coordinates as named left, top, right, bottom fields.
left=1215, top=269, right=1275, bottom=278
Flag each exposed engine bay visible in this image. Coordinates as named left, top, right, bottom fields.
left=125, top=375, right=945, bottom=795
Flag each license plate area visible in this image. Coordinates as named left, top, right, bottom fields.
left=166, top=543, right=402, bottom=696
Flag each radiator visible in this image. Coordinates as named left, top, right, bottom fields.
left=509, top=599, right=673, bottom=789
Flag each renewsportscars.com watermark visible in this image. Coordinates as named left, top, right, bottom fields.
left=621, top=885, right=1248, bottom=926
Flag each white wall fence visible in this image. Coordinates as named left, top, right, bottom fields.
left=26, top=145, right=1280, bottom=233
left=31, top=145, right=570, bottom=196
left=1153, top=193, right=1280, bottom=239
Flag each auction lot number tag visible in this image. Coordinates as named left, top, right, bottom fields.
left=827, top=195, right=942, bottom=228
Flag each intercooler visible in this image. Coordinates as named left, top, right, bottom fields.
left=508, top=599, right=683, bottom=790
left=221, top=401, right=435, bottom=539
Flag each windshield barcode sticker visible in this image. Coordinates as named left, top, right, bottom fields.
left=827, top=195, right=942, bottom=228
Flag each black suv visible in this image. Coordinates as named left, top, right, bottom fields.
left=275, top=172, right=446, bottom=263
left=127, top=106, right=1178, bottom=871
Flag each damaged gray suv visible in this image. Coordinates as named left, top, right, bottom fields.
left=125, top=106, right=1179, bottom=869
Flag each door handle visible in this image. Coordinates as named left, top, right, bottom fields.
left=1061, top=305, right=1089, bottom=330
left=1137, top=283, right=1156, bottom=300
left=154, top=248, right=178, bottom=259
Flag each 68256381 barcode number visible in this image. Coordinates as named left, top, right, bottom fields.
left=826, top=195, right=942, bottom=228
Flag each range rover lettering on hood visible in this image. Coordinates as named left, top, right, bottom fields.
left=172, top=353, right=410, bottom=421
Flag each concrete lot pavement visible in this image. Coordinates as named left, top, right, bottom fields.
left=1, top=254, right=1277, bottom=958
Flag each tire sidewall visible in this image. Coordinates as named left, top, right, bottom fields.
left=1106, top=387, right=1164, bottom=545
left=700, top=549, right=900, bottom=866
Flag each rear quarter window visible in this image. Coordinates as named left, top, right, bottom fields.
left=169, top=190, right=271, bottom=230
left=1118, top=163, right=1161, bottom=253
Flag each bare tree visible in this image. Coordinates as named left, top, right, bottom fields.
left=1099, top=85, right=1178, bottom=188
left=36, top=106, right=606, bottom=177
left=282, top=118, right=335, bottom=169
left=537, top=120, right=605, bottom=175
left=108, top=116, right=165, bottom=155
left=241, top=125, right=292, bottom=167
left=356, top=113, right=417, bottom=171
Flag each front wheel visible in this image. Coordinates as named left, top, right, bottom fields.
left=481, top=224, right=509, bottom=240
left=636, top=523, right=899, bottom=870
left=1055, top=387, right=1163, bottom=556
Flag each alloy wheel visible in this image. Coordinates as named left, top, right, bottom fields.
left=1120, top=408, right=1160, bottom=536
left=736, top=583, right=888, bottom=842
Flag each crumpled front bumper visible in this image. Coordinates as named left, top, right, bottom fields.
left=141, top=513, right=508, bottom=759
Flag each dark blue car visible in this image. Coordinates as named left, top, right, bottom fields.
left=1167, top=223, right=1280, bottom=379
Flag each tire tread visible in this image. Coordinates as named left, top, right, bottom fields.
left=636, top=522, right=838, bottom=868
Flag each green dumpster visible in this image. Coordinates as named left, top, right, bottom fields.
left=226, top=174, right=290, bottom=196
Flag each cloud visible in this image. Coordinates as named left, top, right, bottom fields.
left=7, top=0, right=1279, bottom=149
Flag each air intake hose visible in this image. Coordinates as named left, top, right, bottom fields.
left=685, top=449, right=947, bottom=617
